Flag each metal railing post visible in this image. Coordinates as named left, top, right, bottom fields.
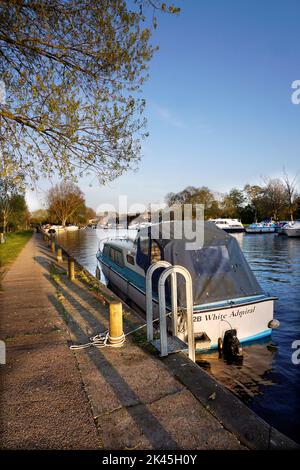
left=158, top=266, right=195, bottom=362
left=146, top=261, right=171, bottom=342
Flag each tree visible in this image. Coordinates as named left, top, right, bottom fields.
left=30, top=209, right=49, bottom=226
left=282, top=170, right=298, bottom=221
left=262, top=178, right=287, bottom=221
left=0, top=1, right=179, bottom=182
left=0, top=177, right=28, bottom=232
left=47, top=182, right=85, bottom=226
left=69, top=204, right=96, bottom=225
left=0, top=159, right=27, bottom=232
left=244, top=184, right=264, bottom=222
left=165, top=186, right=220, bottom=219
left=294, top=195, right=300, bottom=220
left=85, top=207, right=97, bottom=223
left=221, top=188, right=245, bottom=219
left=7, top=193, right=29, bottom=230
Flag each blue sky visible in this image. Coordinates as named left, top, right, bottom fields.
left=27, top=0, right=300, bottom=211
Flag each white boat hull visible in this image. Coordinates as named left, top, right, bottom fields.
left=283, top=228, right=300, bottom=237
left=190, top=298, right=274, bottom=349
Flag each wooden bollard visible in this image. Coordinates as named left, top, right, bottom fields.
left=108, top=302, right=125, bottom=347
left=51, top=239, right=56, bottom=254
left=56, top=247, right=63, bottom=262
left=0, top=233, right=4, bottom=244
left=68, top=257, right=75, bottom=281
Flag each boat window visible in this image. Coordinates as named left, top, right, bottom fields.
left=151, top=241, right=161, bottom=264
left=109, top=247, right=124, bottom=267
left=139, top=235, right=149, bottom=255
left=126, top=254, right=135, bottom=266
left=103, top=245, right=110, bottom=258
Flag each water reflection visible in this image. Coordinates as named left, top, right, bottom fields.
left=56, top=228, right=300, bottom=443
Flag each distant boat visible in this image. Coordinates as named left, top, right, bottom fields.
left=65, top=225, right=79, bottom=232
left=283, top=220, right=300, bottom=237
left=246, top=222, right=276, bottom=234
left=209, top=218, right=244, bottom=233
left=275, top=221, right=289, bottom=234
left=43, top=224, right=65, bottom=233
left=128, top=221, right=152, bottom=230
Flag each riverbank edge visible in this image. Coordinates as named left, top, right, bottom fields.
left=42, top=231, right=300, bottom=450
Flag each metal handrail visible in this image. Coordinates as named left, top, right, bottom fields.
left=158, top=266, right=195, bottom=362
left=146, top=261, right=172, bottom=341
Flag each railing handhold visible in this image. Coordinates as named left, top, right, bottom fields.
left=146, top=261, right=172, bottom=342
left=158, top=266, right=195, bottom=362
left=146, top=262, right=195, bottom=363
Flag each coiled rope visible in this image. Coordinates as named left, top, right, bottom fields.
left=69, top=312, right=173, bottom=351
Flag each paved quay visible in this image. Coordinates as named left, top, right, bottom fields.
left=0, top=233, right=297, bottom=450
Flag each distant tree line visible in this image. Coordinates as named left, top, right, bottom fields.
left=0, top=178, right=96, bottom=231
left=165, top=174, right=300, bottom=223
left=31, top=182, right=96, bottom=227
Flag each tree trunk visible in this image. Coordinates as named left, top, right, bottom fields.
left=2, top=214, right=7, bottom=233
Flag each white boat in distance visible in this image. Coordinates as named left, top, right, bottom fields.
left=65, top=225, right=79, bottom=231
left=246, top=222, right=276, bottom=234
left=42, top=224, right=65, bottom=233
left=96, top=221, right=278, bottom=352
left=209, top=218, right=244, bottom=233
left=283, top=220, right=300, bottom=237
left=128, top=221, right=152, bottom=230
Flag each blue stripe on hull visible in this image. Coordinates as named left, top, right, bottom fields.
left=197, top=329, right=272, bottom=352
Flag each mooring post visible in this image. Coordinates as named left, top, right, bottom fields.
left=56, top=247, right=63, bottom=262
left=108, top=301, right=124, bottom=347
left=0, top=233, right=4, bottom=244
left=68, top=256, right=75, bottom=281
left=51, top=239, right=56, bottom=254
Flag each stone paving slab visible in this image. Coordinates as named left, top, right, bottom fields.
left=99, top=389, right=244, bottom=450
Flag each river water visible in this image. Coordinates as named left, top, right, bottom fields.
left=56, top=228, right=300, bottom=443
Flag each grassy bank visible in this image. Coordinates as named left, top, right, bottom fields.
left=0, top=231, right=33, bottom=280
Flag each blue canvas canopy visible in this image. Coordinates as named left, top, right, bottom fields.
left=136, top=221, right=263, bottom=306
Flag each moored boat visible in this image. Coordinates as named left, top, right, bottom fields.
left=65, top=225, right=79, bottom=231
left=245, top=222, right=276, bottom=233
left=42, top=224, right=65, bottom=233
left=276, top=221, right=289, bottom=234
left=96, top=222, right=278, bottom=352
left=283, top=220, right=300, bottom=237
left=209, top=218, right=244, bottom=233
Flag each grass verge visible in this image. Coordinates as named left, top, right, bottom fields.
left=0, top=230, right=33, bottom=281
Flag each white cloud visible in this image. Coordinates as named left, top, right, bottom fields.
left=152, top=104, right=186, bottom=129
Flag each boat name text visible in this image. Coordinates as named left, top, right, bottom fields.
left=193, top=306, right=256, bottom=323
